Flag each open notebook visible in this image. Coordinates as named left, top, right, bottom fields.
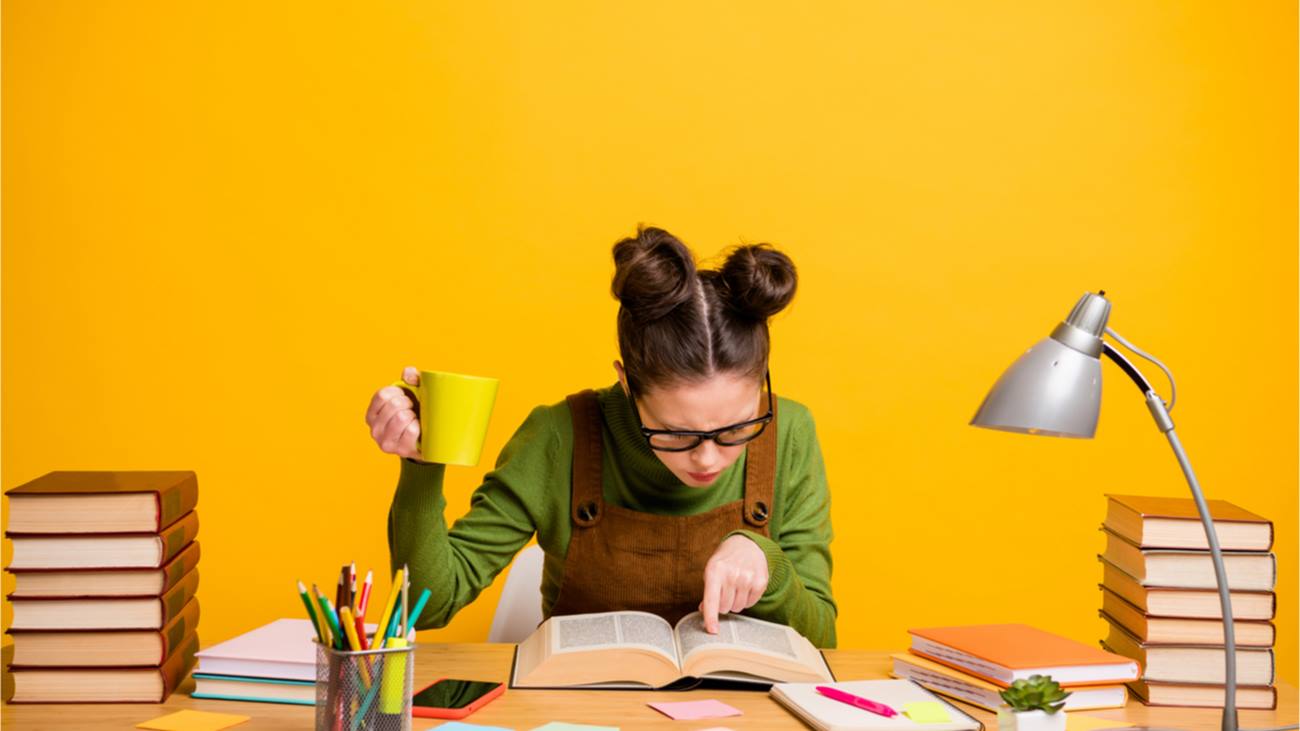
left=770, top=679, right=983, bottom=731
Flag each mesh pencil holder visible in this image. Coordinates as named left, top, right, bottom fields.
left=315, top=640, right=415, bottom=731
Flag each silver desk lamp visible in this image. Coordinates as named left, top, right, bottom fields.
left=971, top=291, right=1295, bottom=731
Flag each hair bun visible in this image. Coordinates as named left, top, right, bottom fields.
left=718, top=244, right=797, bottom=320
left=611, top=226, right=698, bottom=323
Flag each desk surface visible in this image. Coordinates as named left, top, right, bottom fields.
left=3, top=644, right=1296, bottom=730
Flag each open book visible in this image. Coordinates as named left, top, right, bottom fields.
left=510, top=610, right=834, bottom=690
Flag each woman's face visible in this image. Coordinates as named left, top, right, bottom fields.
left=615, top=363, right=764, bottom=488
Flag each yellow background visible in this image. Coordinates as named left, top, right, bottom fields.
left=3, top=1, right=1296, bottom=684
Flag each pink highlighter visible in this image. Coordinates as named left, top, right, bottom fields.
left=815, top=686, right=899, bottom=717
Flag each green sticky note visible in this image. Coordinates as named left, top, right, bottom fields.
left=903, top=702, right=951, bottom=724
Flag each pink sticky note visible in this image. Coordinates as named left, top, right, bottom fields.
left=648, top=699, right=743, bottom=720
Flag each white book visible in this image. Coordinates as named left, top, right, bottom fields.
left=195, top=618, right=375, bottom=682
left=771, top=679, right=981, bottom=731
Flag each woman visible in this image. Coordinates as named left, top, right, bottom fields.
left=369, top=226, right=836, bottom=646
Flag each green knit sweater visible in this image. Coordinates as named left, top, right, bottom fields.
left=387, top=382, right=838, bottom=647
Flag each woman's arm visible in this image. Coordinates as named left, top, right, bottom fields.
left=726, top=404, right=837, bottom=647
left=387, top=405, right=558, bottom=630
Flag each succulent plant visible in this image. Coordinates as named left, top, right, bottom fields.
left=998, top=674, right=1072, bottom=714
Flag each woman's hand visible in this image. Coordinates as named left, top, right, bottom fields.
left=366, top=366, right=422, bottom=460
left=698, top=533, right=769, bottom=633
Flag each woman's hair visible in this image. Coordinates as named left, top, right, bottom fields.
left=611, top=225, right=797, bottom=394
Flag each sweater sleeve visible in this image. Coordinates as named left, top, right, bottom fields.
left=726, top=406, right=837, bottom=647
left=387, top=405, right=558, bottom=630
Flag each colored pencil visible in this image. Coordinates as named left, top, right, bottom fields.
left=312, top=584, right=337, bottom=649
left=339, top=605, right=362, bottom=652
left=316, top=590, right=345, bottom=650
left=401, top=564, right=410, bottom=636
left=353, top=612, right=369, bottom=650
left=373, top=567, right=404, bottom=646
left=357, top=570, right=374, bottom=616
left=406, top=588, right=432, bottom=632
left=298, top=580, right=326, bottom=644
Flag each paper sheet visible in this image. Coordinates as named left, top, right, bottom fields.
left=1066, top=715, right=1129, bottom=731
left=903, top=702, right=952, bottom=723
left=530, top=724, right=619, bottom=731
left=648, top=699, right=743, bottom=720
left=136, top=710, right=251, bottom=731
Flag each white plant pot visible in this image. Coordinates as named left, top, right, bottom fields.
left=997, top=708, right=1067, bottom=731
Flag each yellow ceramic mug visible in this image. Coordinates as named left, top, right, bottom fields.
left=392, top=370, right=499, bottom=466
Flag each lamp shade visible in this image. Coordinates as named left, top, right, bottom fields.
left=971, top=335, right=1102, bottom=438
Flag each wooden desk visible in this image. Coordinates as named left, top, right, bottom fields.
left=3, top=644, right=1296, bottom=730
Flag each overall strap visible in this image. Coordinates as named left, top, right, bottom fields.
left=565, top=390, right=605, bottom=527
left=742, top=394, right=778, bottom=530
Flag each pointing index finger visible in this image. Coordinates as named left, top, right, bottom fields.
left=700, top=569, right=721, bottom=634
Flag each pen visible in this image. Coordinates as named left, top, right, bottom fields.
left=816, top=686, right=898, bottom=717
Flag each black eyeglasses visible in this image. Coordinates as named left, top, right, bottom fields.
left=629, top=371, right=774, bottom=452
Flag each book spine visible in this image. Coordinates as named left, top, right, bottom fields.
left=156, top=472, right=199, bottom=532
left=159, top=632, right=201, bottom=701
left=159, top=569, right=200, bottom=627
left=161, top=542, right=201, bottom=594
left=161, top=598, right=201, bottom=664
left=158, top=512, right=200, bottom=566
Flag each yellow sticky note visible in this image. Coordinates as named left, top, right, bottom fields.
left=1067, top=715, right=1127, bottom=731
left=903, top=702, right=952, bottom=724
left=137, top=709, right=251, bottom=731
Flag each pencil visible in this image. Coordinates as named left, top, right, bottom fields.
left=350, top=561, right=358, bottom=601
left=372, top=567, right=404, bottom=646
left=401, top=564, right=410, bottom=636
left=311, top=584, right=336, bottom=649
left=339, top=605, right=362, bottom=652
left=297, top=580, right=326, bottom=644
left=357, top=570, right=374, bottom=617
left=353, top=612, right=369, bottom=651
left=406, top=588, right=432, bottom=632
left=316, top=587, right=345, bottom=650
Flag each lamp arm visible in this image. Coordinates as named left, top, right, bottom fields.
left=1106, top=326, right=1178, bottom=411
left=1102, top=342, right=1239, bottom=731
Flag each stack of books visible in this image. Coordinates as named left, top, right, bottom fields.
left=1098, top=494, right=1278, bottom=710
left=5, top=471, right=201, bottom=703
left=891, top=623, right=1139, bottom=712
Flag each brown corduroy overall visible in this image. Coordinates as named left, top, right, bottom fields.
left=549, top=389, right=778, bottom=625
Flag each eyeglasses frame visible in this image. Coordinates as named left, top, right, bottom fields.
left=629, top=370, right=774, bottom=453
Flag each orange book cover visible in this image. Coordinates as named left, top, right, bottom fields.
left=908, top=623, right=1140, bottom=688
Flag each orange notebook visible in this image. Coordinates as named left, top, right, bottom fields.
left=908, top=623, right=1140, bottom=687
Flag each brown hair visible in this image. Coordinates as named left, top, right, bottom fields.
left=611, top=225, right=797, bottom=395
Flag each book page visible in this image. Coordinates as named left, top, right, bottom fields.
left=675, top=612, right=797, bottom=660
left=550, top=611, right=679, bottom=663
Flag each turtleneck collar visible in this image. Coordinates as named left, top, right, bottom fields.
left=595, top=381, right=746, bottom=514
